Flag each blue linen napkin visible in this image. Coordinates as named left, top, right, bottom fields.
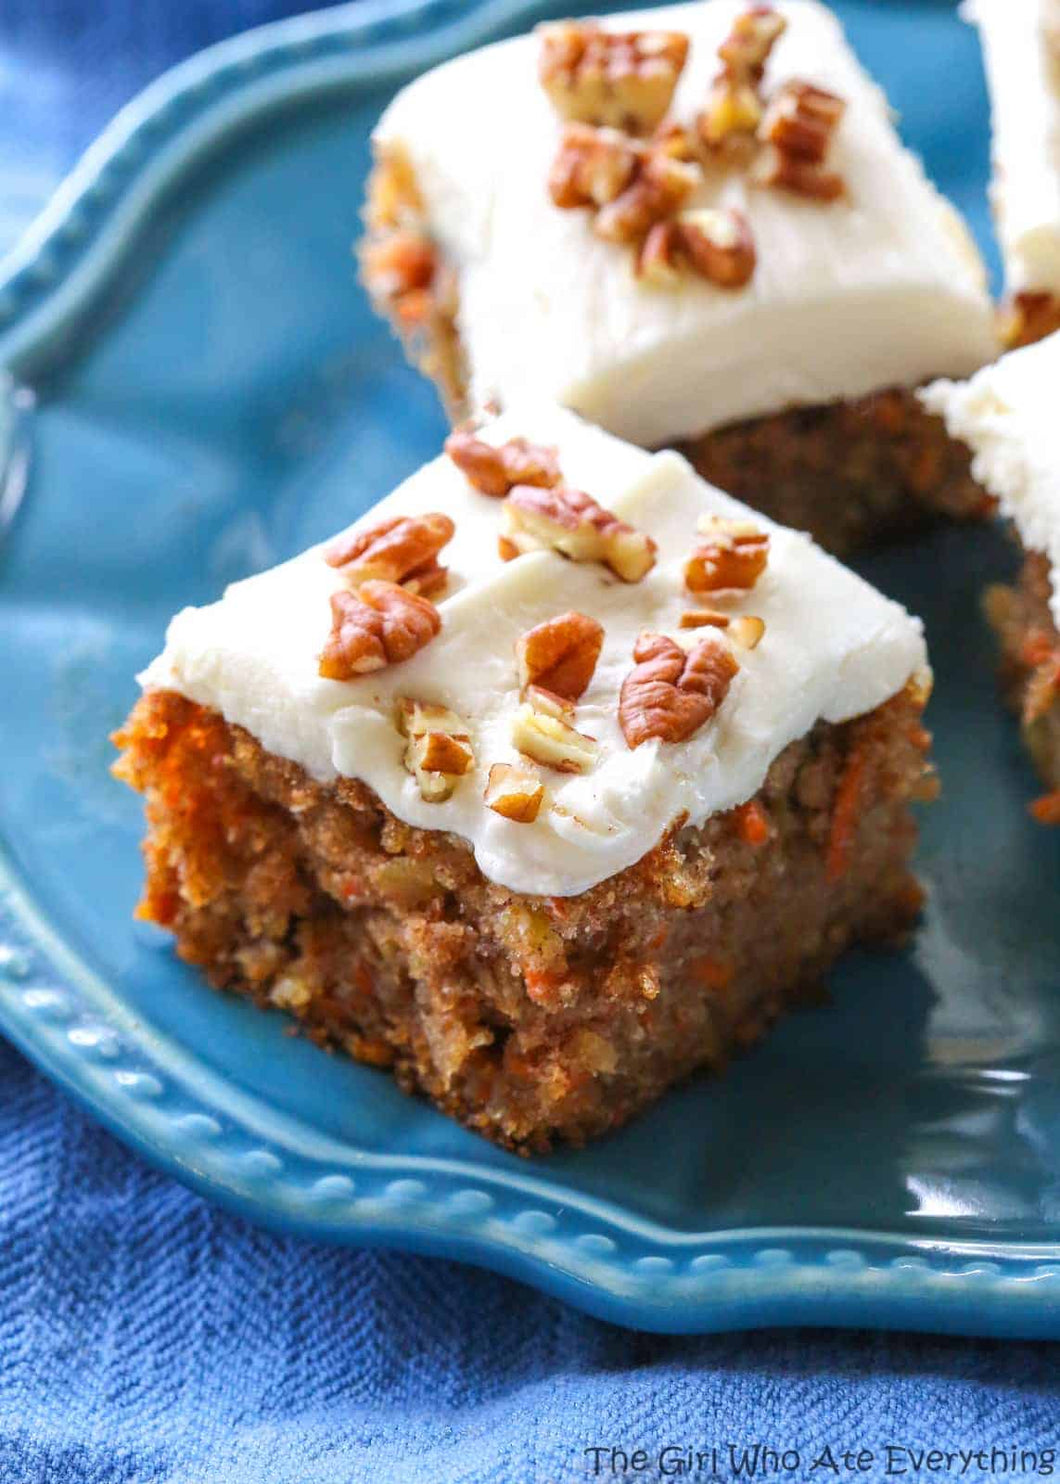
left=1, top=4, right=1059, bottom=1479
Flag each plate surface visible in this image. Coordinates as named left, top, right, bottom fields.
left=2, top=0, right=1060, bottom=1338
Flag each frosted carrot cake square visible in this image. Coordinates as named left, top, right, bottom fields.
left=115, top=405, right=935, bottom=1149
left=361, top=0, right=997, bottom=553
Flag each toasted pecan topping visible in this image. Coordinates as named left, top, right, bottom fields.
left=318, top=581, right=440, bottom=680
left=502, top=484, right=657, bottom=582
left=325, top=512, right=455, bottom=597
left=445, top=431, right=561, bottom=497
left=539, top=20, right=690, bottom=135
left=698, top=5, right=787, bottom=153
left=396, top=699, right=474, bottom=802
left=679, top=609, right=765, bottom=650
left=512, top=697, right=598, bottom=773
left=619, top=632, right=739, bottom=747
left=550, top=124, right=701, bottom=245
left=755, top=81, right=846, bottom=200
left=760, top=79, right=845, bottom=162
left=484, top=762, right=545, bottom=823
left=685, top=515, right=769, bottom=594
left=360, top=231, right=437, bottom=298
left=516, top=611, right=604, bottom=700
left=638, top=207, right=756, bottom=288
left=999, top=291, right=1060, bottom=350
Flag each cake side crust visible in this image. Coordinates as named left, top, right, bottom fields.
left=360, top=150, right=990, bottom=557
left=114, top=685, right=934, bottom=1151
left=985, top=547, right=1060, bottom=821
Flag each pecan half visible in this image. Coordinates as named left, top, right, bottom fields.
left=318, top=581, right=441, bottom=679
left=685, top=515, right=769, bottom=594
left=638, top=207, right=756, bottom=288
left=325, top=512, right=455, bottom=597
left=619, top=632, right=739, bottom=747
left=753, top=145, right=844, bottom=201
left=396, top=698, right=474, bottom=802
left=539, top=20, right=690, bottom=135
left=445, top=430, right=561, bottom=497
left=516, top=611, right=604, bottom=700
left=502, top=484, right=657, bottom=582
left=549, top=123, right=641, bottom=208
left=484, top=762, right=545, bottom=823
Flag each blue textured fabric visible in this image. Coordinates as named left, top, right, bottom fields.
left=2, top=5, right=1059, bottom=1479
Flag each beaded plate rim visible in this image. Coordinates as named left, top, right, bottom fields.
left=2, top=0, right=1060, bottom=1336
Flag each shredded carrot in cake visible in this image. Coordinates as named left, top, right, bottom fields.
left=826, top=745, right=868, bottom=882
left=732, top=799, right=770, bottom=846
left=1029, top=791, right=1060, bottom=826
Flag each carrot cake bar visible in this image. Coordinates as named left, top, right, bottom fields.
left=970, top=0, right=1060, bottom=348
left=114, top=405, right=936, bottom=1151
left=361, top=0, right=997, bottom=554
left=924, top=335, right=1060, bottom=824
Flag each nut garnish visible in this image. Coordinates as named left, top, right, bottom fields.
left=485, top=762, right=545, bottom=823
left=445, top=431, right=561, bottom=497
left=516, top=611, right=604, bottom=700
left=539, top=21, right=690, bottom=135
left=755, top=81, right=846, bottom=200
left=999, top=291, right=1060, bottom=350
left=550, top=124, right=701, bottom=245
left=512, top=696, right=598, bottom=774
left=620, top=632, right=739, bottom=747
left=638, top=207, right=756, bottom=288
left=685, top=515, right=769, bottom=594
left=318, top=581, right=441, bottom=679
left=698, top=6, right=787, bottom=154
left=680, top=609, right=765, bottom=650
left=360, top=232, right=436, bottom=299
left=397, top=698, right=474, bottom=802
left=502, top=484, right=657, bottom=582
left=325, top=513, right=455, bottom=597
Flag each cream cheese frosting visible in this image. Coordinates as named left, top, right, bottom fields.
left=141, top=404, right=928, bottom=897
left=969, top=0, right=1060, bottom=296
left=374, top=0, right=996, bottom=446
left=922, top=335, right=1060, bottom=627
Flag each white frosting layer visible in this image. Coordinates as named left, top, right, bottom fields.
left=922, top=335, right=1060, bottom=627
left=142, top=405, right=928, bottom=897
left=375, top=0, right=996, bottom=446
left=970, top=0, right=1060, bottom=295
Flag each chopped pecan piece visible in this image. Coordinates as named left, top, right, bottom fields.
left=760, top=79, right=845, bottom=163
left=512, top=696, right=598, bottom=774
left=999, top=291, right=1060, bottom=350
left=325, top=512, right=455, bottom=597
left=538, top=20, right=690, bottom=135
left=484, top=763, right=545, bottom=823
left=502, top=484, right=657, bottom=582
left=318, top=581, right=440, bottom=680
left=685, top=515, right=769, bottom=594
left=753, top=145, right=844, bottom=200
left=549, top=123, right=640, bottom=208
left=620, top=632, right=739, bottom=747
left=397, top=698, right=474, bottom=802
left=360, top=231, right=436, bottom=298
left=679, top=610, right=765, bottom=650
left=755, top=81, right=846, bottom=200
left=638, top=207, right=756, bottom=288
left=698, top=5, right=787, bottom=153
left=516, top=611, right=604, bottom=700
left=445, top=430, right=561, bottom=497
left=550, top=124, right=701, bottom=244
left=594, top=147, right=701, bottom=244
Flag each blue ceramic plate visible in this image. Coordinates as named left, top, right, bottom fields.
left=2, top=0, right=1060, bottom=1338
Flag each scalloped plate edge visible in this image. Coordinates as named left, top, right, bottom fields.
left=3, top=0, right=1060, bottom=1335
